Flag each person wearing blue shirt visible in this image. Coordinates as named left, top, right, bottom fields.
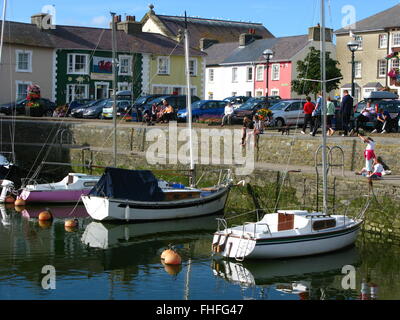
left=311, top=92, right=322, bottom=136
left=372, top=108, right=391, bottom=133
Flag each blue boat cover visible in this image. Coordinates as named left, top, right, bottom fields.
left=89, top=167, right=165, bottom=201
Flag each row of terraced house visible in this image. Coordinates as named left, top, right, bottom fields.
left=1, top=4, right=400, bottom=106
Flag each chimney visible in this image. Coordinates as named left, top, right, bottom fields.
left=200, top=38, right=219, bottom=51
left=239, top=33, right=262, bottom=47
left=31, top=13, right=49, bottom=30
left=116, top=15, right=142, bottom=35
left=308, top=25, right=333, bottom=42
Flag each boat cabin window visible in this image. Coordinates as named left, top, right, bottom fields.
left=84, top=182, right=97, bottom=187
left=67, top=175, right=74, bottom=185
left=313, top=219, right=336, bottom=231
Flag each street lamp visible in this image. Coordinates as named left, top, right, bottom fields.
left=263, top=49, right=274, bottom=106
left=347, top=40, right=359, bottom=100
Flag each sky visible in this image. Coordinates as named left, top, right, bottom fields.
left=2, top=0, right=400, bottom=37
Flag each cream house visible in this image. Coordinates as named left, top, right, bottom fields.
left=335, top=4, right=400, bottom=102
left=0, top=16, right=55, bottom=105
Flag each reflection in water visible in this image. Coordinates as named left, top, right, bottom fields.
left=212, top=246, right=361, bottom=300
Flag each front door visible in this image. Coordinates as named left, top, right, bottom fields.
left=95, top=82, right=109, bottom=100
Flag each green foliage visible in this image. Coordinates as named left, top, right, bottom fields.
left=291, top=47, right=342, bottom=98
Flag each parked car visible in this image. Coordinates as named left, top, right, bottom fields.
left=177, top=100, right=227, bottom=122
left=353, top=99, right=400, bottom=132
left=142, top=95, right=201, bottom=113
left=0, top=98, right=56, bottom=117
left=82, top=99, right=110, bottom=119
left=223, top=96, right=251, bottom=109
left=102, top=100, right=132, bottom=119
left=68, top=99, right=94, bottom=111
left=270, top=100, right=309, bottom=128
left=231, top=97, right=272, bottom=124
left=70, top=99, right=105, bottom=118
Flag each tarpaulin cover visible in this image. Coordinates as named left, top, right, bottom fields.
left=89, top=167, right=165, bottom=201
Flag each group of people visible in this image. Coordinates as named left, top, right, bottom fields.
left=356, top=134, right=391, bottom=180
left=301, top=93, right=336, bottom=136
left=142, top=100, right=176, bottom=125
left=52, top=104, right=69, bottom=117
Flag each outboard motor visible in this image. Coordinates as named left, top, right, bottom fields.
left=0, top=180, right=14, bottom=203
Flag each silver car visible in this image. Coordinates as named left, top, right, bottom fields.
left=270, top=100, right=309, bottom=128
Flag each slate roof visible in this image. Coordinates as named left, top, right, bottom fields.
left=335, top=4, right=400, bottom=34
left=3, top=21, right=205, bottom=56
left=205, top=35, right=309, bottom=66
left=152, top=14, right=274, bottom=49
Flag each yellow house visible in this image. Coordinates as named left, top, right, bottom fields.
left=335, top=4, right=400, bottom=101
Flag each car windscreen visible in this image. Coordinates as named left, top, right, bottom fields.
left=191, top=101, right=203, bottom=109
left=238, top=99, right=261, bottom=110
left=381, top=102, right=400, bottom=113
left=148, top=96, right=168, bottom=105
left=270, top=101, right=291, bottom=111
left=134, top=96, right=148, bottom=105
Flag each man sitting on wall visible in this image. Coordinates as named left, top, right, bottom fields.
left=221, top=102, right=234, bottom=127
left=159, top=100, right=176, bottom=123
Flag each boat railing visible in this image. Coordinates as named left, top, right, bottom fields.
left=216, top=218, right=228, bottom=232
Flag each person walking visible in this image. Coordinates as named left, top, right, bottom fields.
left=326, top=97, right=336, bottom=136
left=301, top=96, right=315, bottom=134
left=311, top=92, right=322, bottom=136
left=221, top=102, right=234, bottom=127
left=340, top=90, right=354, bottom=136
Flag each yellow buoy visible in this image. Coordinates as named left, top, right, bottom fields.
left=64, top=219, right=78, bottom=228
left=38, top=210, right=53, bottom=221
left=163, top=251, right=182, bottom=265
left=14, top=199, right=26, bottom=206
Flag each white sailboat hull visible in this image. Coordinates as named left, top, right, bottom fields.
left=82, top=187, right=230, bottom=221
left=213, top=220, right=362, bottom=260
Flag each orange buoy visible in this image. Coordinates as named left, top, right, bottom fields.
left=14, top=199, right=26, bottom=206
left=14, top=206, right=25, bottom=213
left=5, top=196, right=15, bottom=203
left=162, top=261, right=182, bottom=276
left=64, top=219, right=78, bottom=228
left=163, top=251, right=182, bottom=265
left=65, top=226, right=77, bottom=232
left=38, top=220, right=52, bottom=229
left=161, top=249, right=176, bottom=260
left=38, top=210, right=53, bottom=221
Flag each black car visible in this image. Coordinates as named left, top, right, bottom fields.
left=82, top=99, right=111, bottom=119
left=0, top=98, right=56, bottom=117
left=231, top=97, right=271, bottom=124
left=69, top=99, right=94, bottom=111
left=70, top=99, right=105, bottom=118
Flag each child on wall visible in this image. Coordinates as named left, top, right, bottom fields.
left=358, top=134, right=376, bottom=176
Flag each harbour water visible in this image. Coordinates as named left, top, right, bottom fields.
left=0, top=202, right=399, bottom=300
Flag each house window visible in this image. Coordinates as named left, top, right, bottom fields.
left=152, top=85, right=170, bottom=94
left=271, top=89, right=280, bottom=96
left=355, top=61, right=362, bottom=78
left=378, top=59, right=387, bottom=78
left=15, top=81, right=31, bottom=100
left=379, top=34, right=388, bottom=48
left=232, top=92, right=237, bottom=96
left=392, top=59, right=399, bottom=69
left=189, top=58, right=197, bottom=76
left=119, top=55, right=132, bottom=75
left=246, top=67, right=253, bottom=81
left=208, top=92, right=214, bottom=100
left=255, top=90, right=263, bottom=97
left=66, top=84, right=89, bottom=102
left=16, top=50, right=32, bottom=72
left=256, top=65, right=264, bottom=81
left=118, top=82, right=131, bottom=91
left=246, top=91, right=252, bottom=97
left=392, top=32, right=400, bottom=47
left=67, top=54, right=89, bottom=74
left=232, top=68, right=238, bottom=82
left=272, top=64, right=280, bottom=81
left=355, top=35, right=363, bottom=50
left=157, top=56, right=170, bottom=75
left=208, top=69, right=214, bottom=82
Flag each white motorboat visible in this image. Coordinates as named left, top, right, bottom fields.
left=212, top=0, right=368, bottom=260
left=82, top=167, right=232, bottom=221
left=18, top=173, right=100, bottom=203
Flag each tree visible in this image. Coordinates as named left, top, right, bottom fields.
left=291, top=46, right=342, bottom=99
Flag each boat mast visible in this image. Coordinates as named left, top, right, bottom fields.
left=111, top=12, right=118, bottom=167
left=0, top=0, right=6, bottom=65
left=184, top=12, right=195, bottom=186
left=320, top=0, right=328, bottom=214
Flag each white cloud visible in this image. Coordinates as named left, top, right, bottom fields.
left=91, top=16, right=109, bottom=27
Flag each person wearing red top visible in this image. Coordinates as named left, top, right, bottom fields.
left=301, top=96, right=315, bottom=134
